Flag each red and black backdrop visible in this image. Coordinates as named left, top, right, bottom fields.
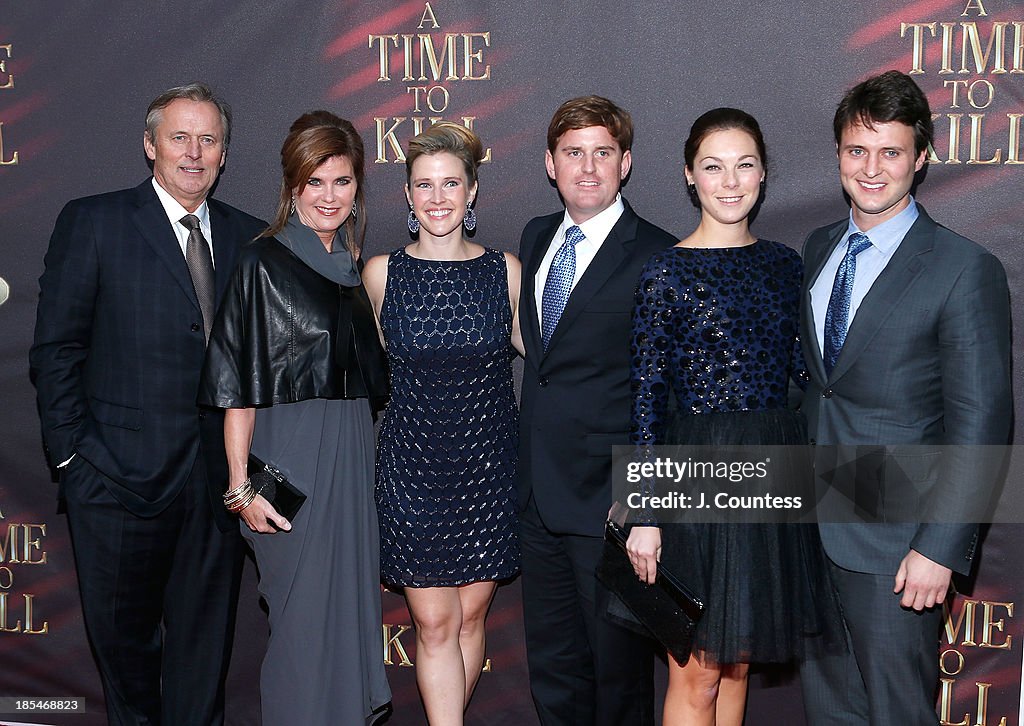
left=1, top=1, right=1022, bottom=724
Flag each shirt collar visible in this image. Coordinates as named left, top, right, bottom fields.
left=845, top=196, right=918, bottom=254
left=151, top=177, right=211, bottom=230
left=561, top=194, right=625, bottom=243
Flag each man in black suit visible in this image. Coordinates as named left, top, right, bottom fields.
left=799, top=71, right=1012, bottom=724
left=30, top=83, right=264, bottom=725
left=518, top=95, right=675, bottom=726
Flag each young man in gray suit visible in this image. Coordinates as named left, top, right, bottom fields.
left=518, top=96, right=675, bottom=726
left=799, top=71, right=1012, bottom=724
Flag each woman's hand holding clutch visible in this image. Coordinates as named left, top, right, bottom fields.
left=626, top=525, right=661, bottom=584
left=231, top=487, right=293, bottom=533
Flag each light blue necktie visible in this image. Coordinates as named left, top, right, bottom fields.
left=541, top=225, right=585, bottom=350
left=822, top=231, right=872, bottom=376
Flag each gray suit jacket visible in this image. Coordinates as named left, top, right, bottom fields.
left=800, top=206, right=1011, bottom=576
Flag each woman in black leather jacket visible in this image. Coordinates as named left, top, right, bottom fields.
left=199, top=111, right=391, bottom=725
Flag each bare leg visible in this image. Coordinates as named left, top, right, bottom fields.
left=457, top=581, right=498, bottom=705
left=715, top=663, right=750, bottom=726
left=662, top=651, right=723, bottom=726
left=405, top=587, right=465, bottom=726
left=405, top=581, right=499, bottom=724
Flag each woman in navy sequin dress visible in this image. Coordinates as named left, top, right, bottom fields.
left=625, top=109, right=843, bottom=726
left=363, top=122, right=522, bottom=725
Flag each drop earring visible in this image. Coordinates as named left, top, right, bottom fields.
left=463, top=203, right=477, bottom=232
left=407, top=206, right=420, bottom=234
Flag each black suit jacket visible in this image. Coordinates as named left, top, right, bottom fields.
left=518, top=201, right=675, bottom=536
left=30, top=179, right=265, bottom=530
left=800, top=206, right=1012, bottom=575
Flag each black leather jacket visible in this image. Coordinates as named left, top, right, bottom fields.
left=199, top=237, right=388, bottom=413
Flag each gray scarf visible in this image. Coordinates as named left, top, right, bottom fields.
left=277, top=214, right=360, bottom=286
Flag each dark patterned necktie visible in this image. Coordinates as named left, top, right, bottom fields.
left=541, top=225, right=585, bottom=350
left=822, top=231, right=872, bottom=376
left=180, top=214, right=215, bottom=341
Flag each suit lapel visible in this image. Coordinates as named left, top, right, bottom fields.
left=522, top=215, right=559, bottom=361
left=209, top=200, right=243, bottom=303
left=806, top=221, right=848, bottom=291
left=132, top=180, right=201, bottom=313
left=542, top=205, right=637, bottom=354
left=828, top=211, right=935, bottom=381
left=802, top=221, right=846, bottom=384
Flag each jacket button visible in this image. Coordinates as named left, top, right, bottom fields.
left=538, top=377, right=548, bottom=387
left=190, top=322, right=201, bottom=332
left=198, top=411, right=207, bottom=420
left=822, top=388, right=833, bottom=399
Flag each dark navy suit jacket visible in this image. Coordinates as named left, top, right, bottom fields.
left=517, top=200, right=675, bottom=536
left=30, top=179, right=264, bottom=530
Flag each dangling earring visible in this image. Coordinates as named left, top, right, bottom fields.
left=351, top=202, right=358, bottom=219
left=687, top=183, right=696, bottom=196
left=290, top=197, right=296, bottom=214
left=407, top=206, right=420, bottom=234
left=463, top=203, right=477, bottom=232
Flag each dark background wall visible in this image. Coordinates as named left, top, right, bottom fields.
left=1, top=1, right=1022, bottom=723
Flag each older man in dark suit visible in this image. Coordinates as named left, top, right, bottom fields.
left=799, top=71, right=1012, bottom=725
left=518, top=95, right=675, bottom=726
left=30, top=83, right=264, bottom=725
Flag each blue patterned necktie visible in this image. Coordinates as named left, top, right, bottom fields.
left=541, top=225, right=585, bottom=350
left=822, top=231, right=873, bottom=376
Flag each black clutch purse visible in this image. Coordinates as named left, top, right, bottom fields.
left=595, top=520, right=705, bottom=664
left=247, top=454, right=306, bottom=522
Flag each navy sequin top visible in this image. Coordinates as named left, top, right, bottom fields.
left=630, top=240, right=808, bottom=449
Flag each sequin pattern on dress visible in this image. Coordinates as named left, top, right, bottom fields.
left=376, top=247, right=520, bottom=587
left=624, top=240, right=846, bottom=665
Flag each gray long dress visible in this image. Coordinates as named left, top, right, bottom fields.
left=247, top=397, right=391, bottom=724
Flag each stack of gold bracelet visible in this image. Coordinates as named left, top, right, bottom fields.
left=223, top=478, right=257, bottom=513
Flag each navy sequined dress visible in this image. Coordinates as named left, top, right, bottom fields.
left=376, top=247, right=520, bottom=587
left=630, top=240, right=844, bottom=664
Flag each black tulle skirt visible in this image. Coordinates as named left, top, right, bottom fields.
left=656, top=409, right=845, bottom=665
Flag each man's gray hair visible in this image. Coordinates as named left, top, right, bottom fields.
left=145, top=82, right=232, bottom=150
